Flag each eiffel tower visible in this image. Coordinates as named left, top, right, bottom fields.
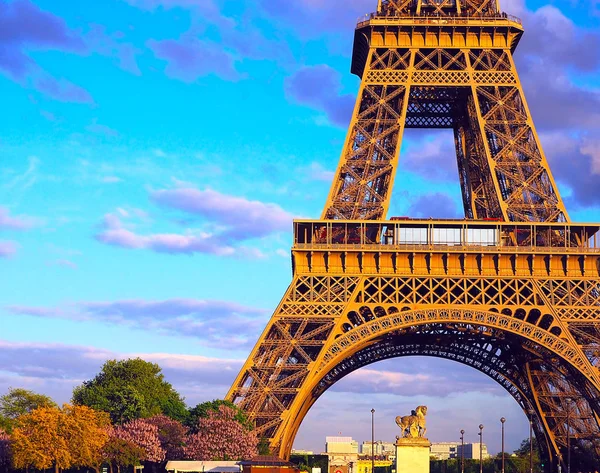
left=227, top=1, right=600, bottom=469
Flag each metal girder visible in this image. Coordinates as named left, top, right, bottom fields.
left=323, top=43, right=568, bottom=222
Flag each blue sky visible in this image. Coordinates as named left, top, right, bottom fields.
left=1, top=0, right=600, bottom=456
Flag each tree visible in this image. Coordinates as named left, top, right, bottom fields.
left=513, top=438, right=540, bottom=472
left=10, top=404, right=110, bottom=473
left=63, top=404, right=111, bottom=471
left=73, top=358, right=188, bottom=424
left=113, top=419, right=165, bottom=463
left=185, top=405, right=258, bottom=461
left=11, top=406, right=71, bottom=473
left=145, top=415, right=188, bottom=460
left=0, top=388, right=56, bottom=432
left=257, top=437, right=272, bottom=455
left=187, top=399, right=253, bottom=433
left=102, top=436, right=146, bottom=473
left=0, top=429, right=10, bottom=473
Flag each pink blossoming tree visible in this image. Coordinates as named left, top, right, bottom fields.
left=145, top=415, right=187, bottom=460
left=185, top=405, right=258, bottom=461
left=113, top=419, right=165, bottom=463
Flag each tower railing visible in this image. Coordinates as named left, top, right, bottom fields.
left=294, top=220, right=600, bottom=252
left=357, top=12, right=522, bottom=28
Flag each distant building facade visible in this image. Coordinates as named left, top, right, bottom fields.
left=326, top=437, right=359, bottom=454
left=326, top=437, right=359, bottom=473
left=291, top=450, right=315, bottom=455
left=430, top=443, right=459, bottom=460
left=360, top=441, right=395, bottom=457
left=355, top=458, right=393, bottom=473
left=457, top=443, right=490, bottom=460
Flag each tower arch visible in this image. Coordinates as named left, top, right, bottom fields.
left=278, top=309, right=600, bottom=464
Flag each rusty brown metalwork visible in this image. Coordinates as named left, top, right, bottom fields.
left=226, top=1, right=599, bottom=470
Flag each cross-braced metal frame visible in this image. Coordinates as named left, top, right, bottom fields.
left=227, top=1, right=600, bottom=470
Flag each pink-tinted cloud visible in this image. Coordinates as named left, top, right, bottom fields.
left=86, top=25, right=141, bottom=76
left=0, top=206, right=37, bottom=230
left=285, top=65, right=355, bottom=128
left=0, top=0, right=92, bottom=102
left=95, top=213, right=241, bottom=256
left=257, top=0, right=373, bottom=36
left=54, top=259, right=78, bottom=270
left=0, top=241, right=18, bottom=258
left=400, top=130, right=459, bottom=182
left=7, top=298, right=268, bottom=349
left=408, top=193, right=461, bottom=219
left=0, top=340, right=242, bottom=405
left=151, top=187, right=296, bottom=240
left=33, top=76, right=94, bottom=104
left=0, top=0, right=84, bottom=53
left=147, top=37, right=239, bottom=82
left=87, top=121, right=120, bottom=138
left=122, top=0, right=219, bottom=13
left=0, top=340, right=533, bottom=454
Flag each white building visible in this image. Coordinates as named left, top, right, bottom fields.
left=326, top=437, right=359, bottom=473
left=457, top=443, right=491, bottom=460
left=430, top=442, right=459, bottom=460
left=361, top=441, right=395, bottom=457
left=326, top=437, right=359, bottom=454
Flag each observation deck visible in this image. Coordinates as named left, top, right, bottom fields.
left=292, top=220, right=600, bottom=278
left=351, top=9, right=524, bottom=77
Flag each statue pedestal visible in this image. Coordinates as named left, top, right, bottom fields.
left=395, top=438, right=430, bottom=473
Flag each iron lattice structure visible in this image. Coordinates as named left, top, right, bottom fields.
left=227, top=1, right=600, bottom=470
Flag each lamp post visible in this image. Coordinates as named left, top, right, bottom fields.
left=566, top=399, right=571, bottom=473
left=528, top=411, right=534, bottom=473
left=460, top=430, right=465, bottom=473
left=500, top=418, right=506, bottom=473
left=371, top=408, right=375, bottom=473
left=478, top=424, right=484, bottom=473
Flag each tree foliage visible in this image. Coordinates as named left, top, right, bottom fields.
left=185, top=405, right=258, bottom=461
left=113, top=419, right=165, bottom=463
left=0, top=388, right=57, bottom=432
left=187, top=399, right=252, bottom=433
left=64, top=404, right=111, bottom=470
left=0, top=429, right=10, bottom=472
left=102, top=436, right=146, bottom=473
left=145, top=414, right=188, bottom=460
left=10, top=404, right=109, bottom=473
left=11, top=405, right=70, bottom=471
left=72, top=358, right=188, bottom=424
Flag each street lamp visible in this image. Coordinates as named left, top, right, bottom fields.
left=566, top=399, right=572, bottom=473
left=460, top=430, right=465, bottom=473
left=528, top=411, right=534, bottom=473
left=371, top=408, right=375, bottom=473
left=478, top=424, right=484, bottom=473
left=500, top=418, right=506, bottom=473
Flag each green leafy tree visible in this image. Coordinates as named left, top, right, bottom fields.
left=0, top=388, right=57, bottom=432
left=512, top=437, right=541, bottom=472
left=102, top=437, right=145, bottom=473
left=72, top=358, right=187, bottom=424
left=257, top=437, right=272, bottom=456
left=187, top=399, right=252, bottom=433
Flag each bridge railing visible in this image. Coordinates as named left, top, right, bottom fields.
left=293, top=219, right=600, bottom=252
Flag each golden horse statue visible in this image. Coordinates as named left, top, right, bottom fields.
left=395, top=406, right=428, bottom=438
